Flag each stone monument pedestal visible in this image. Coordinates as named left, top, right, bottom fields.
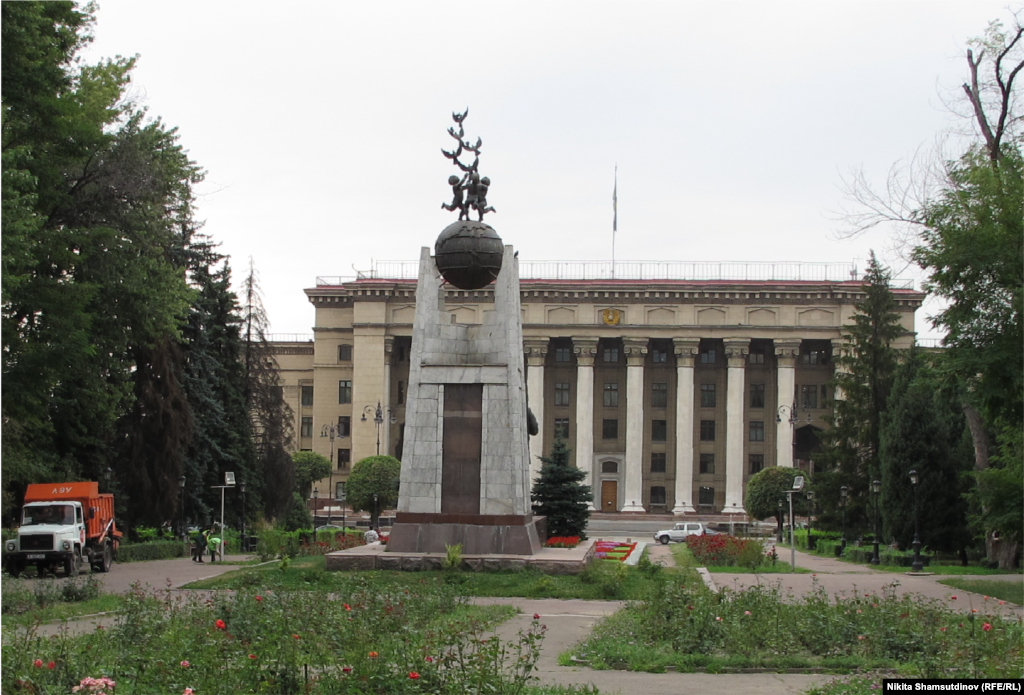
left=387, top=240, right=541, bottom=557
left=388, top=513, right=545, bottom=555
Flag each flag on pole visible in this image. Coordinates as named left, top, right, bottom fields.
left=613, top=165, right=618, bottom=233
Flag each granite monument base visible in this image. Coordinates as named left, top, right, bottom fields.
left=386, top=513, right=546, bottom=556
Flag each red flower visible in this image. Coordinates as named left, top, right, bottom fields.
left=47, top=661, right=55, bottom=670
left=409, top=672, right=421, bottom=679
left=950, top=595, right=957, bottom=600
left=293, top=634, right=301, bottom=639
left=342, top=667, right=352, bottom=674
left=344, top=603, right=351, bottom=611
left=249, top=654, right=257, bottom=659
left=368, top=651, right=379, bottom=659
left=533, top=613, right=540, bottom=619
left=255, top=596, right=263, bottom=602
left=425, top=656, right=434, bottom=663
left=33, top=659, right=43, bottom=668
left=215, top=619, right=227, bottom=630
left=983, top=623, right=993, bottom=632
left=180, top=660, right=190, bottom=669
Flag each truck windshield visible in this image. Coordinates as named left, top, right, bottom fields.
left=23, top=504, right=75, bottom=526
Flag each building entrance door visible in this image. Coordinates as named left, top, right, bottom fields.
left=600, top=480, right=617, bottom=512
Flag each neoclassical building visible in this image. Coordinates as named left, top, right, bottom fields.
left=271, top=261, right=924, bottom=516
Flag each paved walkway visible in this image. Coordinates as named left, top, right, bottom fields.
left=9, top=545, right=1023, bottom=694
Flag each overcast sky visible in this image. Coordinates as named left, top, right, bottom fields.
left=82, top=1, right=1013, bottom=340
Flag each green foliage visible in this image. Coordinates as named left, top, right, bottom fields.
left=579, top=576, right=1024, bottom=676
left=817, top=253, right=905, bottom=535
left=443, top=543, right=464, bottom=571
left=914, top=145, right=1023, bottom=427
left=1, top=573, right=102, bottom=615
left=280, top=492, right=313, bottom=532
left=116, top=541, right=187, bottom=563
left=968, top=422, right=1024, bottom=543
left=743, top=466, right=804, bottom=522
left=345, top=455, right=401, bottom=526
left=880, top=350, right=974, bottom=552
left=291, top=451, right=332, bottom=500
left=531, top=437, right=592, bottom=539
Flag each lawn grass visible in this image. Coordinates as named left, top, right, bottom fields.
left=1, top=592, right=124, bottom=627
left=938, top=578, right=1024, bottom=606
left=183, top=553, right=681, bottom=601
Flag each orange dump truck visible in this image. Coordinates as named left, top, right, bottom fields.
left=4, top=482, right=122, bottom=577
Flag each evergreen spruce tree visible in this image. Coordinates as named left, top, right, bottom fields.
left=879, top=350, right=973, bottom=554
left=816, top=252, right=904, bottom=536
left=531, top=438, right=592, bottom=540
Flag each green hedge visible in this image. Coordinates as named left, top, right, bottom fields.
left=844, top=545, right=932, bottom=567
left=116, top=540, right=187, bottom=563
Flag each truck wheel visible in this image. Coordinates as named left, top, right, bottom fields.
left=659, top=535, right=670, bottom=545
left=64, top=551, right=79, bottom=578
left=96, top=542, right=112, bottom=573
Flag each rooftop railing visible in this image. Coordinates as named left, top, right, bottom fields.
left=317, top=260, right=914, bottom=289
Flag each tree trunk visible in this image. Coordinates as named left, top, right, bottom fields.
left=962, top=403, right=1001, bottom=564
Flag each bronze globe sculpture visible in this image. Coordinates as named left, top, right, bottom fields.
left=434, top=220, right=503, bottom=290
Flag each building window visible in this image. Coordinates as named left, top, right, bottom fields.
left=338, top=380, right=352, bottom=404
left=749, top=454, right=764, bottom=474
left=651, top=348, right=668, bottom=363
left=801, top=385, right=818, bottom=409
left=554, top=418, right=569, bottom=439
left=699, top=453, right=715, bottom=475
left=396, top=345, right=406, bottom=362
left=338, top=449, right=351, bottom=468
left=650, top=486, right=667, bottom=505
left=301, top=417, right=313, bottom=438
left=750, top=383, right=765, bottom=408
left=749, top=420, right=765, bottom=442
left=338, top=344, right=352, bottom=361
left=821, top=383, right=828, bottom=404
left=700, top=420, right=716, bottom=441
left=338, top=415, right=351, bottom=437
left=301, top=385, right=314, bottom=407
left=601, top=460, right=618, bottom=474
left=603, top=382, right=619, bottom=407
left=700, top=347, right=716, bottom=364
left=801, top=349, right=827, bottom=365
left=555, top=347, right=571, bottom=362
left=554, top=382, right=571, bottom=406
left=397, top=380, right=405, bottom=405
left=602, top=419, right=618, bottom=439
left=748, top=351, right=765, bottom=364
left=651, top=452, right=667, bottom=473
left=603, top=347, right=619, bottom=363
left=700, top=383, right=716, bottom=408
left=652, top=419, right=667, bottom=441
left=698, top=486, right=715, bottom=506
left=651, top=382, right=668, bottom=408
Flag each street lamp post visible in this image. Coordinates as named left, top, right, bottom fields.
left=805, top=490, right=815, bottom=551
left=240, top=481, right=247, bottom=553
left=312, top=487, right=319, bottom=529
left=871, top=479, right=881, bottom=566
left=372, top=492, right=379, bottom=531
left=178, top=476, right=186, bottom=542
left=839, top=485, right=849, bottom=555
left=362, top=401, right=396, bottom=456
left=909, top=470, right=923, bottom=572
left=776, top=499, right=784, bottom=542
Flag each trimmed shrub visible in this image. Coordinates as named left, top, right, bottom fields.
left=117, top=541, right=187, bottom=563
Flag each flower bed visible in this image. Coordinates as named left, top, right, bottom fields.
left=594, top=541, right=636, bottom=562
left=686, top=534, right=770, bottom=568
left=545, top=536, right=581, bottom=548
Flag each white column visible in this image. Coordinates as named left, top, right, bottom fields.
left=574, top=338, right=598, bottom=510
left=383, top=336, right=394, bottom=457
left=672, top=338, right=699, bottom=514
left=775, top=341, right=800, bottom=468
left=723, top=339, right=749, bottom=514
left=524, top=339, right=548, bottom=482
left=621, top=340, right=647, bottom=512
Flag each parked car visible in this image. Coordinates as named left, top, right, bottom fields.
left=653, top=522, right=708, bottom=545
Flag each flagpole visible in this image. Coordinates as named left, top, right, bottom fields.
left=612, top=165, right=617, bottom=280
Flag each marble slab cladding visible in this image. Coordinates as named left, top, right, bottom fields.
left=388, top=245, right=541, bottom=555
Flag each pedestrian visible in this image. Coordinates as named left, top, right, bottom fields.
left=364, top=525, right=379, bottom=544
left=193, top=529, right=208, bottom=563
left=208, top=530, right=222, bottom=562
